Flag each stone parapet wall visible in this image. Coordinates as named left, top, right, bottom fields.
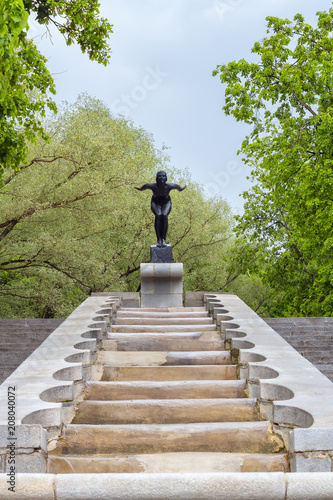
left=0, top=319, right=64, bottom=384
left=265, top=317, right=333, bottom=382
left=91, top=292, right=140, bottom=308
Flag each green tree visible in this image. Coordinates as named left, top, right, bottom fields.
left=0, top=0, right=112, bottom=183
left=0, top=94, right=241, bottom=318
left=213, top=8, right=333, bottom=316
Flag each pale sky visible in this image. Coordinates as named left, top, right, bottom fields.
left=30, top=0, right=332, bottom=213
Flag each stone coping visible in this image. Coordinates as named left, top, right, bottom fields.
left=0, top=296, right=120, bottom=430
left=0, top=472, right=333, bottom=499
left=91, top=292, right=140, bottom=308
left=205, top=293, right=333, bottom=469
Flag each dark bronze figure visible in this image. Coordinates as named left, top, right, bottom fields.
left=135, top=171, right=186, bottom=247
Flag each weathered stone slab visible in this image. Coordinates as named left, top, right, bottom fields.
left=290, top=453, right=332, bottom=473
left=13, top=451, right=47, bottom=473
left=117, top=310, right=208, bottom=317
left=48, top=452, right=289, bottom=474
left=0, top=424, right=47, bottom=452
left=290, top=428, right=333, bottom=453
left=101, top=365, right=238, bottom=381
left=111, top=324, right=216, bottom=333
left=55, top=472, right=287, bottom=500
left=102, top=338, right=224, bottom=352
left=0, top=473, right=55, bottom=499
left=107, top=332, right=203, bottom=340
left=54, top=421, right=281, bottom=455
left=97, top=350, right=231, bottom=367
left=73, top=398, right=259, bottom=425
left=84, top=380, right=247, bottom=400
left=114, top=317, right=213, bottom=325
left=2, top=472, right=333, bottom=499
left=286, top=472, right=333, bottom=499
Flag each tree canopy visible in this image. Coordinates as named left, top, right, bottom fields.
left=213, top=8, right=333, bottom=316
left=0, top=94, right=248, bottom=318
left=0, top=0, right=112, bottom=183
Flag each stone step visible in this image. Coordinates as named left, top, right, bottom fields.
left=48, top=451, right=289, bottom=474
left=273, top=330, right=333, bottom=338
left=73, top=399, right=260, bottom=425
left=54, top=421, right=282, bottom=455
left=97, top=351, right=231, bottom=367
left=266, top=318, right=333, bottom=327
left=271, top=323, right=333, bottom=330
left=84, top=380, right=247, bottom=400
left=290, top=346, right=333, bottom=353
left=111, top=325, right=217, bottom=333
left=279, top=333, right=333, bottom=341
left=101, top=365, right=238, bottom=381
left=107, top=331, right=220, bottom=341
left=284, top=342, right=333, bottom=349
left=102, top=339, right=225, bottom=352
left=117, top=311, right=209, bottom=318
left=114, top=317, right=214, bottom=325
left=106, top=332, right=206, bottom=342
left=122, top=307, right=206, bottom=312
left=314, top=363, right=333, bottom=370
left=299, top=353, right=332, bottom=361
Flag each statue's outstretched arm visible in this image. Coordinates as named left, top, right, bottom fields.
left=168, top=183, right=187, bottom=192
left=134, top=183, right=153, bottom=191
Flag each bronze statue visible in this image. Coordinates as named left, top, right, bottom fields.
left=135, top=171, right=186, bottom=247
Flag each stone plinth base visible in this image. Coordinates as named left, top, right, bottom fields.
left=140, top=263, right=183, bottom=308
left=150, top=245, right=173, bottom=263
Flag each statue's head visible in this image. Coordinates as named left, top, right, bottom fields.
left=156, top=171, right=167, bottom=184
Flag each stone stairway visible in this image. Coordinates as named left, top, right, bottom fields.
left=48, top=307, right=289, bottom=474
left=265, top=317, right=333, bottom=382
left=0, top=318, right=63, bottom=383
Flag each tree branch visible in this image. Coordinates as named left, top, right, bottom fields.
left=2, top=156, right=75, bottom=187
left=254, top=295, right=270, bottom=313
left=268, top=72, right=317, bottom=116
left=177, top=237, right=229, bottom=260
left=48, top=191, right=95, bottom=209
left=42, top=260, right=91, bottom=291
left=119, top=265, right=140, bottom=278
left=0, top=207, right=37, bottom=242
left=0, top=290, right=40, bottom=300
left=290, top=90, right=317, bottom=116
left=0, top=220, right=20, bottom=242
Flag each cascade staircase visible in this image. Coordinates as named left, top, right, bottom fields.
left=48, top=307, right=289, bottom=474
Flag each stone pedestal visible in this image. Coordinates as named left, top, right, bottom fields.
left=150, top=245, right=173, bottom=263
left=140, top=263, right=183, bottom=308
